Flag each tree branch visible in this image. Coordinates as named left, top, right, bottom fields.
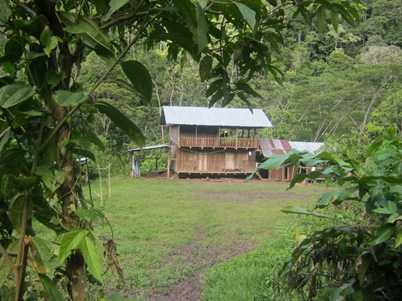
left=101, top=11, right=148, bottom=30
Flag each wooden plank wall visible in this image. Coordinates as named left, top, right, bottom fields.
left=268, top=166, right=296, bottom=182
left=175, top=149, right=256, bottom=173
left=170, top=126, right=179, bottom=144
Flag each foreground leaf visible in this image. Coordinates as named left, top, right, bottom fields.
left=54, top=90, right=88, bottom=107
left=0, top=83, right=36, bottom=108
left=369, top=223, right=394, bottom=245
left=93, top=101, right=145, bottom=147
left=0, top=0, right=12, bottom=23
left=59, top=229, right=86, bottom=263
left=196, top=3, right=208, bottom=53
left=39, top=274, right=64, bottom=301
left=234, top=2, right=256, bottom=30
left=282, top=206, right=333, bottom=219
left=81, top=236, right=102, bottom=283
left=121, top=60, right=153, bottom=104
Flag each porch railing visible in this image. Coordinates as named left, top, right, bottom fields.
left=178, top=137, right=258, bottom=149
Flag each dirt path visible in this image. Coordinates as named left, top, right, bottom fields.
left=126, top=226, right=255, bottom=300
left=145, top=242, right=254, bottom=301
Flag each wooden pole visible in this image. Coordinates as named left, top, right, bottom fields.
left=85, top=158, right=89, bottom=182
left=130, top=151, right=135, bottom=178
left=86, top=159, right=92, bottom=201
left=108, top=162, right=111, bottom=198
left=235, top=128, right=238, bottom=149
left=167, top=159, right=171, bottom=179
left=98, top=164, right=103, bottom=205
left=178, top=125, right=181, bottom=147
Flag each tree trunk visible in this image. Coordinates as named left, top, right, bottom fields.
left=66, top=252, right=88, bottom=301
left=54, top=103, right=88, bottom=301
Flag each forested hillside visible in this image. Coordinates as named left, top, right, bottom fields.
left=73, top=0, right=402, bottom=173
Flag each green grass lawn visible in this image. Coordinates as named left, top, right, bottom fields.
left=83, top=176, right=330, bottom=299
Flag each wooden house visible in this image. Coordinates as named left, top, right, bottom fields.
left=161, top=106, right=272, bottom=176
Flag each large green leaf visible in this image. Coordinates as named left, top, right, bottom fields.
left=64, top=16, right=114, bottom=60
left=331, top=11, right=339, bottom=31
left=257, top=154, right=289, bottom=170
left=0, top=0, right=11, bottom=23
left=5, top=36, right=24, bottom=62
left=79, top=17, right=114, bottom=52
left=9, top=194, right=32, bottom=234
left=172, top=0, right=197, bottom=38
left=59, top=229, right=86, bottom=263
left=29, top=237, right=54, bottom=274
left=235, top=81, right=261, bottom=98
left=199, top=56, right=213, bottom=82
left=93, top=101, right=145, bottom=147
left=121, top=61, right=153, bottom=104
left=0, top=83, right=36, bottom=108
left=40, top=32, right=62, bottom=57
left=234, top=2, right=256, bottom=30
left=63, top=25, right=88, bottom=34
left=54, top=90, right=88, bottom=107
left=108, top=0, right=129, bottom=15
left=281, top=206, right=333, bottom=219
left=196, top=3, right=208, bottom=54
left=32, top=193, right=64, bottom=234
left=0, top=240, right=18, bottom=287
left=39, top=274, right=64, bottom=301
left=81, top=236, right=102, bottom=283
left=14, top=16, right=45, bottom=39
left=84, top=130, right=105, bottom=151
left=316, top=6, right=327, bottom=32
left=369, top=223, right=394, bottom=245
left=206, top=79, right=223, bottom=97
left=150, top=21, right=199, bottom=60
left=395, top=233, right=402, bottom=248
left=317, top=186, right=358, bottom=208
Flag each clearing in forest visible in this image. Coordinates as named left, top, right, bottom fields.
left=89, top=177, right=329, bottom=300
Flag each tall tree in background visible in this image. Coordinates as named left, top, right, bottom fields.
left=0, top=0, right=360, bottom=299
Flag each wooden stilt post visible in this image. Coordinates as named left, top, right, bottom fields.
left=167, top=159, right=171, bottom=179
left=98, top=164, right=103, bottom=205
left=130, top=151, right=135, bottom=178
left=235, top=128, right=239, bottom=149
left=108, top=162, right=111, bottom=198
left=86, top=159, right=92, bottom=201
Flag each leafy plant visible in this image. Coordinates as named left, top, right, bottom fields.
left=250, top=128, right=402, bottom=299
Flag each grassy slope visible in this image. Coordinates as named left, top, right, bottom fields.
left=88, top=177, right=329, bottom=298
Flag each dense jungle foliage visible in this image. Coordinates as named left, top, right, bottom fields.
left=74, top=0, right=402, bottom=174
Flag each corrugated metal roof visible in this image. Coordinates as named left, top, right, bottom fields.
left=289, top=141, right=324, bottom=153
left=259, top=139, right=324, bottom=157
left=162, top=106, right=272, bottom=128
left=127, top=144, right=169, bottom=152
left=259, top=139, right=290, bottom=157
